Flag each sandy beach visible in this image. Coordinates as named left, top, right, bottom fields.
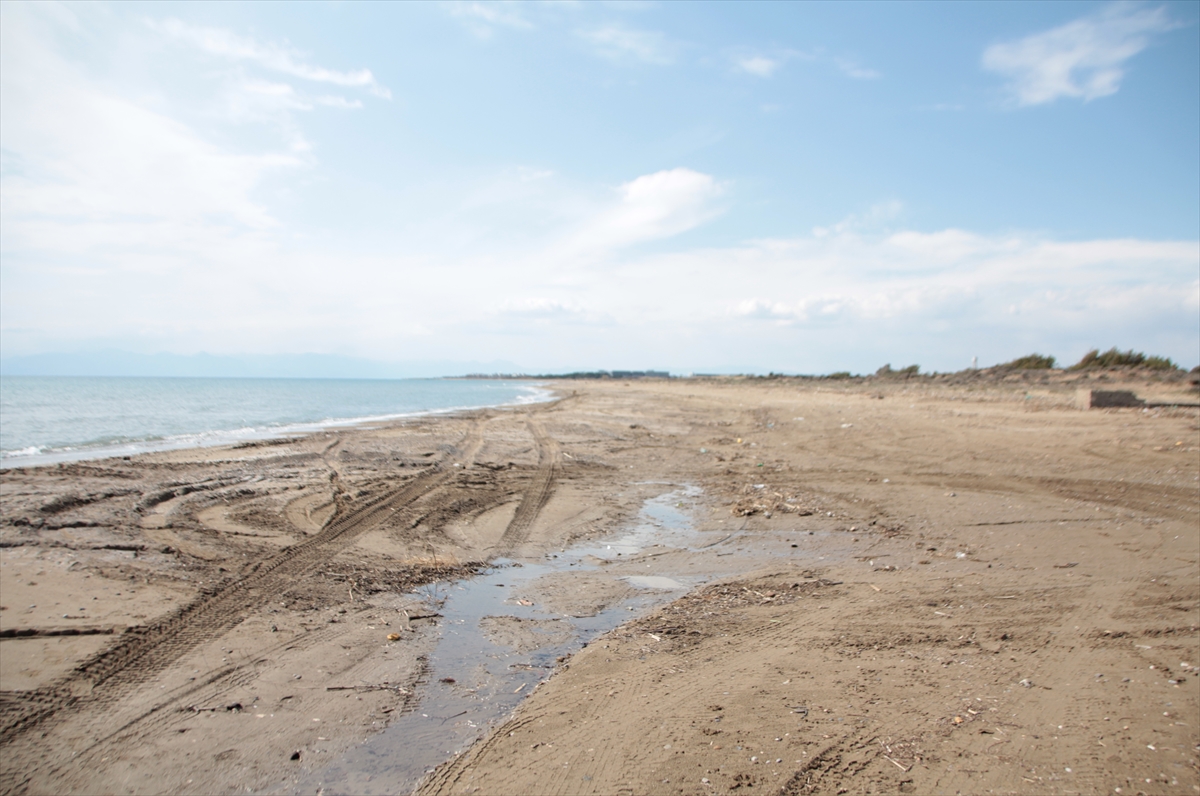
left=2, top=372, right=1197, bottom=796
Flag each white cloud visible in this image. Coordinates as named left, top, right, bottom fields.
left=490, top=298, right=614, bottom=330
left=579, top=25, right=675, bottom=65
left=151, top=18, right=392, bottom=99
left=0, top=4, right=391, bottom=263
left=314, top=95, right=365, bottom=110
left=0, top=12, right=295, bottom=231
left=570, top=168, right=725, bottom=251
left=711, top=232, right=1199, bottom=336
left=734, top=299, right=798, bottom=321
left=539, top=223, right=1195, bottom=369
left=737, top=56, right=781, bottom=77
left=982, top=3, right=1174, bottom=106
left=499, top=298, right=584, bottom=318
left=0, top=3, right=381, bottom=359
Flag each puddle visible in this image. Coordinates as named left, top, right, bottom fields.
left=288, top=487, right=725, bottom=795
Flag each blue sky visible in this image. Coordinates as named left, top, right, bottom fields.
left=2, top=0, right=1197, bottom=374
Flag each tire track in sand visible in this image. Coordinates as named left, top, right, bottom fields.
left=494, top=417, right=559, bottom=555
left=39, top=621, right=399, bottom=796
left=0, top=421, right=487, bottom=792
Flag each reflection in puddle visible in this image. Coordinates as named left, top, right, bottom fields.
left=291, top=487, right=716, bottom=796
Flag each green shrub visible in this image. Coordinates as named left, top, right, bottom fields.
left=1002, top=353, right=1056, bottom=369
left=1142, top=355, right=1177, bottom=370
left=898, top=364, right=920, bottom=376
left=1070, top=348, right=1177, bottom=370
left=827, top=371, right=852, bottom=380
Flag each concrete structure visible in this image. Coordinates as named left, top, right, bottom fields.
left=1075, top=389, right=1145, bottom=410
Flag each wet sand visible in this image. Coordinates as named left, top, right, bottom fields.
left=2, top=373, right=1197, bottom=795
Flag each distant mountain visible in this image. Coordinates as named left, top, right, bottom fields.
left=0, top=351, right=522, bottom=379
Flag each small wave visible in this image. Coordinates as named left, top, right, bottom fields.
left=1, top=445, right=45, bottom=459
left=513, top=385, right=555, bottom=405
left=272, top=385, right=555, bottom=432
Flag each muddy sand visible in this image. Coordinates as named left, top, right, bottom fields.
left=1, top=373, right=1197, bottom=795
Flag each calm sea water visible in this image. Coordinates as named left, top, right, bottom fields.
left=0, top=377, right=549, bottom=468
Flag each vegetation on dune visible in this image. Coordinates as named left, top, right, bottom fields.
left=1001, top=353, right=1057, bottom=369
left=875, top=364, right=921, bottom=378
left=1069, top=348, right=1177, bottom=371
left=801, top=349, right=1189, bottom=379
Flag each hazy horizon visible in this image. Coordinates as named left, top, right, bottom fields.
left=3, top=346, right=1194, bottom=379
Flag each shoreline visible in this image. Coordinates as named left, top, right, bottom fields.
left=0, top=378, right=554, bottom=470
left=1, top=375, right=1197, bottom=795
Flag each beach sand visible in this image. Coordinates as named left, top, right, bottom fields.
left=1, top=373, right=1197, bottom=795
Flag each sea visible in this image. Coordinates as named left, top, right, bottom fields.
left=0, top=376, right=550, bottom=469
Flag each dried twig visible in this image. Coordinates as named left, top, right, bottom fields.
left=325, top=684, right=410, bottom=695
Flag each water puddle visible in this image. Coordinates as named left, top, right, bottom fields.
left=289, top=486, right=727, bottom=795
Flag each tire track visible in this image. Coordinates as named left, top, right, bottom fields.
left=37, top=623, right=361, bottom=794
left=0, top=420, right=486, bottom=756
left=418, top=715, right=541, bottom=795
left=778, top=730, right=873, bottom=795
left=494, top=417, right=559, bottom=554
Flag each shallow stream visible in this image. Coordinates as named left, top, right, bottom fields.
left=289, top=486, right=739, bottom=795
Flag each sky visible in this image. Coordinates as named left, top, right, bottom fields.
left=1, top=0, right=1198, bottom=375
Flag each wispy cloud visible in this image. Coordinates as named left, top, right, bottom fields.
left=982, top=3, right=1174, bottom=106
left=811, top=201, right=904, bottom=238
left=736, top=56, right=782, bottom=78
left=151, top=18, right=392, bottom=99
left=232, top=81, right=363, bottom=113
left=834, top=58, right=881, bottom=80
left=447, top=1, right=533, bottom=38
left=142, top=17, right=389, bottom=154
left=579, top=25, right=676, bottom=65
left=733, top=49, right=877, bottom=81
